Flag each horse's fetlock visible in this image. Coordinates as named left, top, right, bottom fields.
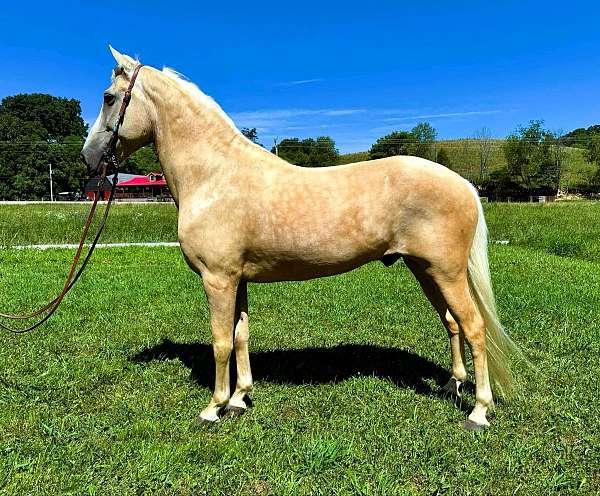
left=238, top=381, right=253, bottom=393
left=476, top=392, right=494, bottom=408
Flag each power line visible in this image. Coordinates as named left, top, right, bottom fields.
left=0, top=139, right=597, bottom=155
left=0, top=137, right=598, bottom=147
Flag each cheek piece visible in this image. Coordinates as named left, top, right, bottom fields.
left=101, top=63, right=145, bottom=176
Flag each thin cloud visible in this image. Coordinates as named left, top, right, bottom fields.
left=382, top=110, right=503, bottom=122
left=230, top=107, right=506, bottom=153
left=325, top=109, right=365, bottom=116
left=230, top=108, right=366, bottom=131
left=278, top=78, right=324, bottom=86
left=231, top=108, right=365, bottom=120
left=281, top=123, right=351, bottom=131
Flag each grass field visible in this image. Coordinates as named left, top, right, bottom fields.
left=0, top=203, right=177, bottom=246
left=0, top=202, right=599, bottom=494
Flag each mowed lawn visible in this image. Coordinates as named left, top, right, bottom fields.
left=0, top=202, right=599, bottom=495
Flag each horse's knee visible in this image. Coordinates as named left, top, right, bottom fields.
left=213, top=340, right=233, bottom=362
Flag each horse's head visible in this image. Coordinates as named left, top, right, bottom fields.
left=81, top=46, right=153, bottom=175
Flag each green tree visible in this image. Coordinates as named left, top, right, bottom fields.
left=368, top=124, right=437, bottom=161
left=481, top=168, right=528, bottom=201
left=410, top=122, right=437, bottom=160
left=587, top=136, right=600, bottom=166
left=502, top=120, right=559, bottom=193
left=0, top=93, right=87, bottom=142
left=310, top=137, right=338, bottom=167
left=273, top=138, right=307, bottom=165
left=562, top=124, right=600, bottom=148
left=583, top=136, right=600, bottom=193
left=122, top=145, right=161, bottom=175
left=0, top=113, right=47, bottom=141
left=0, top=93, right=87, bottom=199
left=273, top=136, right=339, bottom=167
left=241, top=127, right=261, bottom=145
left=368, top=131, right=413, bottom=160
left=436, top=147, right=451, bottom=167
left=589, top=166, right=600, bottom=193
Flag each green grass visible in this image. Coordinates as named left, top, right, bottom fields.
left=0, top=203, right=599, bottom=494
left=484, top=201, right=600, bottom=262
left=2, top=201, right=599, bottom=261
left=0, top=203, right=177, bottom=246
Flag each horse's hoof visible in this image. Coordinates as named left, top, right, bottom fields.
left=463, top=419, right=488, bottom=431
left=223, top=405, right=247, bottom=418
left=195, top=413, right=220, bottom=426
left=195, top=418, right=218, bottom=428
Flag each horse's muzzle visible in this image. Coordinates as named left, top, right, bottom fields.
left=80, top=145, right=108, bottom=176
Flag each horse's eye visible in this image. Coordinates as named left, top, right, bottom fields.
left=104, top=93, right=116, bottom=106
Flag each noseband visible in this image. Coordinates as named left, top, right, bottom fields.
left=0, top=64, right=144, bottom=334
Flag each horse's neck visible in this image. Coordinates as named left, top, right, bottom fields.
left=144, top=71, right=267, bottom=203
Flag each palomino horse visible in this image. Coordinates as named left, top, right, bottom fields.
left=81, top=47, right=518, bottom=430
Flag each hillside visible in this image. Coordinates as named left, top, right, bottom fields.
left=338, top=140, right=597, bottom=190
left=562, top=124, right=600, bottom=147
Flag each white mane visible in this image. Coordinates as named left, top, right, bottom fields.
left=161, top=67, right=241, bottom=135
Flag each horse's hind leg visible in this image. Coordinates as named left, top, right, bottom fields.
left=440, top=311, right=467, bottom=397
left=225, top=281, right=253, bottom=415
left=405, top=259, right=468, bottom=396
left=436, top=275, right=494, bottom=429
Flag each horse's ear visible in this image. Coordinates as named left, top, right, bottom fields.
left=108, top=45, right=137, bottom=74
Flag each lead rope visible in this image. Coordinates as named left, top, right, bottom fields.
left=0, top=163, right=118, bottom=334
left=0, top=64, right=143, bottom=334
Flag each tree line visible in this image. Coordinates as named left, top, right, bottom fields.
left=0, top=92, right=599, bottom=199
left=0, top=93, right=160, bottom=200
left=0, top=94, right=87, bottom=199
left=271, top=120, right=600, bottom=197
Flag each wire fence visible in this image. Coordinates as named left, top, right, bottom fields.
left=0, top=137, right=598, bottom=197
left=0, top=137, right=599, bottom=147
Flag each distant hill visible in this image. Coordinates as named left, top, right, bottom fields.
left=337, top=139, right=596, bottom=190
left=562, top=125, right=600, bottom=148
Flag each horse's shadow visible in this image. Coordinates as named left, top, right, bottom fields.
left=130, top=339, right=473, bottom=412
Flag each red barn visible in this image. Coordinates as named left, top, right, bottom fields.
left=116, top=172, right=170, bottom=200
left=85, top=172, right=171, bottom=201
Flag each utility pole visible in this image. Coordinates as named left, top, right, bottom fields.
left=49, top=163, right=54, bottom=202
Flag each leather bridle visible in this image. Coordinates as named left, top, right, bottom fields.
left=0, top=64, right=144, bottom=334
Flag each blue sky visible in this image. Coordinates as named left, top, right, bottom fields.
left=1, top=1, right=599, bottom=152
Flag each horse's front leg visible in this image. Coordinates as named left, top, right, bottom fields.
left=198, top=272, right=239, bottom=423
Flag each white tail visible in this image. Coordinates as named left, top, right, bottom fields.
left=467, top=184, right=519, bottom=398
